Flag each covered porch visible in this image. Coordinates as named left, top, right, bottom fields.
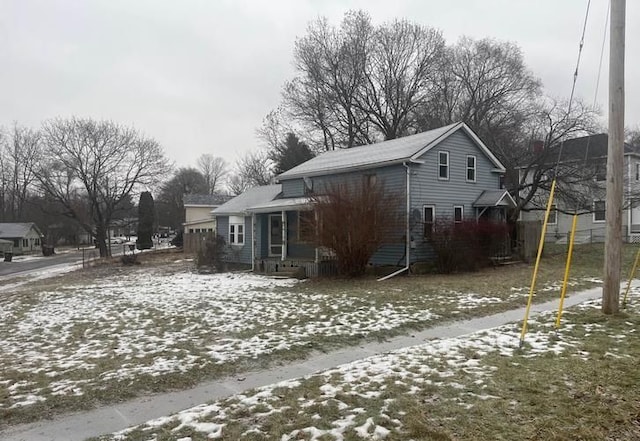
left=247, top=197, right=336, bottom=277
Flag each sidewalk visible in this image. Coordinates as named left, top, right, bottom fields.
left=0, top=286, right=607, bottom=441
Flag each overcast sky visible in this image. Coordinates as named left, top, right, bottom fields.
left=1, top=1, right=638, bottom=171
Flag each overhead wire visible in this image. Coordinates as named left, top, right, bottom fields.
left=521, top=0, right=593, bottom=344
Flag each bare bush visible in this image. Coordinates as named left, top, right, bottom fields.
left=307, top=179, right=402, bottom=277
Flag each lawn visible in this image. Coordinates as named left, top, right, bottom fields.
left=0, top=244, right=635, bottom=427
left=96, top=296, right=640, bottom=441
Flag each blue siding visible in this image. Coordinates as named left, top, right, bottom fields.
left=287, top=211, right=316, bottom=259
left=282, top=179, right=305, bottom=197
left=215, top=215, right=253, bottom=264
left=307, top=165, right=408, bottom=266
left=409, top=130, right=503, bottom=262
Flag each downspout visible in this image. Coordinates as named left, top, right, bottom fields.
left=378, top=161, right=411, bottom=281
left=627, top=159, right=632, bottom=241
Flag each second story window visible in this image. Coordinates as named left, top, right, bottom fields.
left=466, top=155, right=476, bottom=182
left=438, top=151, right=449, bottom=180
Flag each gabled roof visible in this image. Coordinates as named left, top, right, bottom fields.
left=212, top=185, right=282, bottom=216
left=277, top=122, right=505, bottom=181
left=0, top=222, right=42, bottom=238
left=473, top=190, right=516, bottom=208
left=550, top=133, right=638, bottom=162
left=183, top=193, right=233, bottom=206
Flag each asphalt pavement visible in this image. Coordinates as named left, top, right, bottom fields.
left=0, top=286, right=609, bottom=441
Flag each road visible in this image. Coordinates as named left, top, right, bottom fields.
left=0, top=248, right=96, bottom=278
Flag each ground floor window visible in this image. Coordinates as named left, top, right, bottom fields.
left=423, top=205, right=435, bottom=238
left=22, top=239, right=28, bottom=247
left=593, top=200, right=605, bottom=223
left=454, top=206, right=464, bottom=223
left=230, top=223, right=244, bottom=245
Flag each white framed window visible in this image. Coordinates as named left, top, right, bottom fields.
left=547, top=204, right=557, bottom=225
left=438, top=151, right=449, bottom=180
left=593, top=200, right=605, bottom=223
left=423, top=205, right=435, bottom=238
left=466, top=155, right=476, bottom=182
left=22, top=239, right=28, bottom=247
left=454, top=206, right=464, bottom=223
left=229, top=215, right=245, bottom=245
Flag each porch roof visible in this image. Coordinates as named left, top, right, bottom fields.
left=212, top=185, right=282, bottom=216
left=246, top=197, right=313, bottom=213
left=473, top=190, right=516, bottom=208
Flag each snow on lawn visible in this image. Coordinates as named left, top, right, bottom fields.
left=1, top=269, right=440, bottom=411
left=104, top=298, right=631, bottom=441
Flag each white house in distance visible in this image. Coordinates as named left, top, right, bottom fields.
left=520, top=133, right=640, bottom=243
left=0, top=223, right=43, bottom=255
left=183, top=194, right=233, bottom=234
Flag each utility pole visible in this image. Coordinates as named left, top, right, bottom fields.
left=603, top=0, right=625, bottom=315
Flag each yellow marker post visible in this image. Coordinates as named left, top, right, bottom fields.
left=622, top=248, right=640, bottom=309
left=519, top=179, right=556, bottom=348
left=555, top=213, right=578, bottom=329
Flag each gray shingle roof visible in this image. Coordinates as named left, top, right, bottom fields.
left=277, top=122, right=505, bottom=180
left=212, top=185, right=282, bottom=215
left=183, top=193, right=233, bottom=206
left=473, top=190, right=515, bottom=208
left=0, top=223, right=42, bottom=239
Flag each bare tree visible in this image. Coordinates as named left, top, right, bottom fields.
left=227, top=151, right=273, bottom=195
left=512, top=98, right=601, bottom=220
left=196, top=154, right=228, bottom=194
left=34, top=117, right=169, bottom=257
left=0, top=128, right=8, bottom=221
left=6, top=124, right=42, bottom=221
left=307, top=179, right=402, bottom=276
left=156, top=167, right=207, bottom=230
left=284, top=10, right=373, bottom=150
left=357, top=19, right=446, bottom=140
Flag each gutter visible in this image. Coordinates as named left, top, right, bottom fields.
left=378, top=161, right=412, bottom=281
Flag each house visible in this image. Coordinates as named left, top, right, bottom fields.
left=0, top=223, right=43, bottom=255
left=519, top=134, right=640, bottom=243
left=212, top=122, right=514, bottom=275
left=183, top=193, right=233, bottom=234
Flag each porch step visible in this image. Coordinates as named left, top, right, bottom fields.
left=269, top=266, right=306, bottom=279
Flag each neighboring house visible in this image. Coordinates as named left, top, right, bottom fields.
left=183, top=193, right=233, bottom=234
left=0, top=239, right=12, bottom=256
left=212, top=122, right=514, bottom=275
left=520, top=134, right=640, bottom=243
left=0, top=223, right=43, bottom=255
left=109, top=217, right=138, bottom=239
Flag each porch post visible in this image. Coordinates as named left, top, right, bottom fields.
left=281, top=210, right=287, bottom=260
left=251, top=213, right=256, bottom=271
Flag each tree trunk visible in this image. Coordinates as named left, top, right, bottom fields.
left=95, top=225, right=109, bottom=258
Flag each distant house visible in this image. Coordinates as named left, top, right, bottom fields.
left=519, top=133, right=640, bottom=243
left=183, top=193, right=233, bottom=234
left=0, top=223, right=44, bottom=255
left=213, top=122, right=514, bottom=275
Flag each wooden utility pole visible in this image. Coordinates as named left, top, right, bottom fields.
left=603, top=0, right=625, bottom=314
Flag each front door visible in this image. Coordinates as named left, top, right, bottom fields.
left=269, top=215, right=282, bottom=256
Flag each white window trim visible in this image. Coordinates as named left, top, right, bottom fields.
left=454, top=205, right=464, bottom=223
left=229, top=221, right=245, bottom=245
left=438, top=151, right=449, bottom=180
left=423, top=205, right=436, bottom=237
left=547, top=204, right=557, bottom=225
left=593, top=200, right=606, bottom=223
left=466, top=155, right=477, bottom=182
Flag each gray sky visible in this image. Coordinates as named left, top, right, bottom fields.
left=1, top=1, right=638, bottom=171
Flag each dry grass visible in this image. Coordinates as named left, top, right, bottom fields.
left=2, top=244, right=637, bottom=429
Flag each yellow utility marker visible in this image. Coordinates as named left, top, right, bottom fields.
left=555, top=213, right=578, bottom=329
left=519, top=179, right=556, bottom=348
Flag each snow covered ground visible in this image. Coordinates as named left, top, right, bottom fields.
left=0, top=260, right=605, bottom=420
left=101, top=297, right=637, bottom=441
